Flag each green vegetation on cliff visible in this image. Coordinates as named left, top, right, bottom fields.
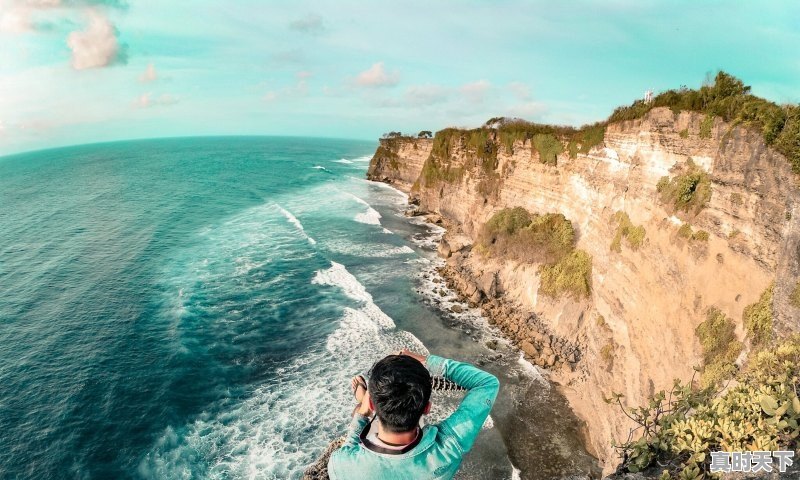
left=612, top=335, right=800, bottom=480
left=609, top=71, right=800, bottom=171
left=538, top=249, right=592, bottom=299
left=657, top=159, right=712, bottom=215
left=478, top=207, right=592, bottom=298
left=696, top=307, right=742, bottom=387
left=610, top=211, right=646, bottom=252
left=479, top=208, right=574, bottom=263
left=743, top=284, right=774, bottom=347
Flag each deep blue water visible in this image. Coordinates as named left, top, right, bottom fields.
left=0, top=137, right=594, bottom=480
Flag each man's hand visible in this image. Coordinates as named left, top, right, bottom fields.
left=398, top=348, right=427, bottom=364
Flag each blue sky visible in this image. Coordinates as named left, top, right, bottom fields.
left=0, top=0, right=798, bottom=155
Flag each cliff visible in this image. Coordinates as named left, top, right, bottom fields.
left=367, top=107, right=800, bottom=474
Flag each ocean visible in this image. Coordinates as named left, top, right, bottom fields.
left=0, top=137, right=596, bottom=479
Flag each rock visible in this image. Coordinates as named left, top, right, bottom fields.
left=520, top=340, right=538, bottom=357
left=437, top=241, right=452, bottom=258
left=465, top=282, right=478, bottom=296
left=478, top=271, right=497, bottom=298
left=485, top=339, right=498, bottom=350
left=438, top=289, right=446, bottom=297
left=449, top=304, right=463, bottom=313
left=469, top=289, right=483, bottom=304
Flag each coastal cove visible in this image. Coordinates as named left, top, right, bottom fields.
left=0, top=136, right=596, bottom=479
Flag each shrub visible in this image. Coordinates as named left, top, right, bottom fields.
left=696, top=307, right=742, bottom=387
left=538, top=249, right=592, bottom=299
left=610, top=211, right=646, bottom=252
left=743, top=284, right=773, bottom=346
left=677, top=223, right=694, bottom=239
left=692, top=230, right=709, bottom=241
left=532, top=133, right=563, bottom=166
left=479, top=208, right=575, bottom=264
left=699, top=115, right=714, bottom=139
left=611, top=335, right=800, bottom=479
left=679, top=128, right=689, bottom=138
left=790, top=281, right=800, bottom=308
left=657, top=160, right=712, bottom=215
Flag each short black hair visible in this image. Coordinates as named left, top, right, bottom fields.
left=368, top=355, right=432, bottom=432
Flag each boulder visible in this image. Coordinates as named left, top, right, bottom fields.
left=437, top=241, right=452, bottom=258
left=449, top=304, right=463, bottom=313
left=477, top=271, right=497, bottom=298
left=520, top=341, right=538, bottom=357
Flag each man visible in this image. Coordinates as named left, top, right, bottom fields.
left=327, top=349, right=500, bottom=479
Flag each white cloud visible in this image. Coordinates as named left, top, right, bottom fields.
left=135, top=92, right=177, bottom=109
left=139, top=63, right=157, bottom=83
left=509, top=81, right=532, bottom=101
left=289, top=13, right=324, bottom=35
left=355, top=62, right=399, bottom=88
left=67, top=9, right=121, bottom=70
left=460, top=80, right=491, bottom=104
left=404, top=84, right=450, bottom=106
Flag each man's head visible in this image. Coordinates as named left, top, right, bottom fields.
left=368, top=355, right=432, bottom=432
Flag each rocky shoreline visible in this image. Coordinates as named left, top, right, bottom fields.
left=416, top=208, right=585, bottom=380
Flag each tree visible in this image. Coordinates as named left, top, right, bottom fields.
left=417, top=130, right=432, bottom=138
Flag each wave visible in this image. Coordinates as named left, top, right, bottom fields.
left=311, top=165, right=331, bottom=173
left=344, top=192, right=383, bottom=225
left=332, top=159, right=353, bottom=164
left=276, top=205, right=316, bottom=245
left=140, top=261, right=432, bottom=479
left=349, top=155, right=373, bottom=163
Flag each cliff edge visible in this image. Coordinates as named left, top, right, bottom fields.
left=367, top=102, right=800, bottom=475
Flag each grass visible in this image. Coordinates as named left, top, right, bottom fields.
left=696, top=307, right=742, bottom=387
left=374, top=142, right=401, bottom=170
left=743, top=284, right=773, bottom=346
left=538, top=249, right=593, bottom=299
left=532, top=133, right=563, bottom=166
left=610, top=211, right=646, bottom=252
left=600, top=343, right=614, bottom=364
left=679, top=128, right=689, bottom=138
left=656, top=159, right=712, bottom=215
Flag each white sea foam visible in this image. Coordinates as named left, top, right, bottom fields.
left=349, top=155, right=373, bottom=163
left=344, top=192, right=383, bottom=226
left=276, top=205, right=317, bottom=245
left=142, top=260, right=438, bottom=479
left=332, top=159, right=353, bottom=164
left=382, top=228, right=393, bottom=234
left=311, top=165, right=329, bottom=171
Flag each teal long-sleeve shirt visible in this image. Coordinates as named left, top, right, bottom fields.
left=327, top=354, right=500, bottom=480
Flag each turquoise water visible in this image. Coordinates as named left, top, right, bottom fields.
left=0, top=137, right=595, bottom=479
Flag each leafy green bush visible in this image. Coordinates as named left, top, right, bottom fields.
left=696, top=307, right=742, bottom=387
left=657, top=160, right=712, bottom=215
left=479, top=208, right=575, bottom=264
left=532, top=133, right=563, bottom=166
left=743, top=284, right=773, bottom=346
left=611, top=335, right=800, bottom=479
left=538, top=249, right=592, bottom=299
left=610, top=211, right=646, bottom=252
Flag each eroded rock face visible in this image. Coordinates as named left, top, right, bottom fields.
left=367, top=108, right=800, bottom=474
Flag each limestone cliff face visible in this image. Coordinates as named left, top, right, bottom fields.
left=367, top=108, right=800, bottom=473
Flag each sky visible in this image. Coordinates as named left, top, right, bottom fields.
left=0, top=0, right=798, bottom=156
